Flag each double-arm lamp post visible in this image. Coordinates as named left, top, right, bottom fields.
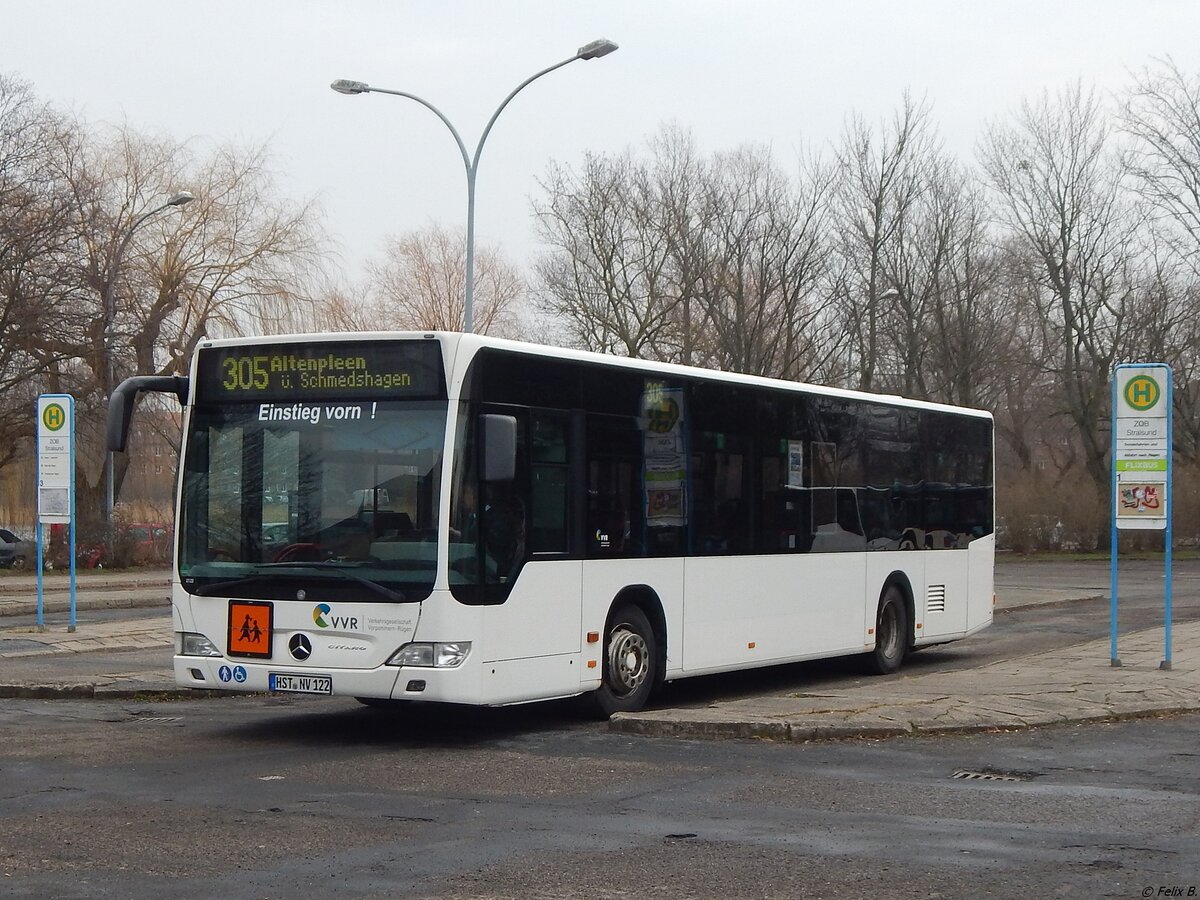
left=331, top=38, right=618, bottom=334
left=102, top=191, right=195, bottom=528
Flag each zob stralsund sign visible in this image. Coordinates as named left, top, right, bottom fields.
left=37, top=394, right=75, bottom=525
left=1112, top=365, right=1171, bottom=531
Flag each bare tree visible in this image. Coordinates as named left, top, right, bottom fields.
left=0, top=74, right=84, bottom=469
left=685, top=145, right=832, bottom=379
left=1123, top=59, right=1200, bottom=476
left=58, top=126, right=326, bottom=518
left=362, top=224, right=522, bottom=336
left=980, top=84, right=1147, bottom=527
left=1123, top=57, right=1200, bottom=276
left=644, top=126, right=711, bottom=366
left=989, top=237, right=1078, bottom=476
left=830, top=94, right=937, bottom=392
left=133, top=137, right=325, bottom=372
left=905, top=163, right=1015, bottom=410
left=268, top=280, right=372, bottom=334
left=534, top=150, right=680, bottom=358
left=1166, top=281, right=1200, bottom=466
left=535, top=127, right=832, bottom=378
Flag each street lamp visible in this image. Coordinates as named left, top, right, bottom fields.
left=331, top=38, right=619, bottom=333
left=102, top=190, right=195, bottom=529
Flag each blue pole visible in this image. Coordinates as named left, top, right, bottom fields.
left=1110, top=366, right=1120, bottom=666
left=35, top=520, right=45, bottom=632
left=1162, top=364, right=1173, bottom=670
left=68, top=394, right=76, bottom=633
left=69, top=487, right=77, bottom=630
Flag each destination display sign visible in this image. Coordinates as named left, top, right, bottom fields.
left=195, top=340, right=445, bottom=403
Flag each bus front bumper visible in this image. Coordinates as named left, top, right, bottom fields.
left=173, top=655, right=484, bottom=703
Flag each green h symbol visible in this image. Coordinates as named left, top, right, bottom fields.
left=1125, top=376, right=1159, bottom=411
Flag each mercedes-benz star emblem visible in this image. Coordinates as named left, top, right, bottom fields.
left=289, top=634, right=312, bottom=661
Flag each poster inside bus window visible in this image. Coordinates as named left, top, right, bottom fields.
left=641, top=381, right=688, bottom=527
left=787, top=440, right=804, bottom=488
left=195, top=340, right=445, bottom=402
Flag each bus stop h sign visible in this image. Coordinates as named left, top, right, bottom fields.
left=1112, top=366, right=1170, bottom=531
left=37, top=394, right=74, bottom=525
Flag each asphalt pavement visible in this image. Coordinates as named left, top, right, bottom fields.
left=0, top=561, right=1196, bottom=741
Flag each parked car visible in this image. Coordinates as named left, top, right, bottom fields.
left=0, top=528, right=36, bottom=570
left=123, top=523, right=173, bottom=565
left=51, top=522, right=173, bottom=569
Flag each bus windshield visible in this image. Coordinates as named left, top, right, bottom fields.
left=178, top=399, right=447, bottom=601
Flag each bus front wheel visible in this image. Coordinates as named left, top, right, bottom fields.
left=592, top=604, right=657, bottom=717
left=866, top=584, right=909, bottom=675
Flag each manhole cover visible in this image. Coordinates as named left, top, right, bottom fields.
left=952, top=768, right=1036, bottom=782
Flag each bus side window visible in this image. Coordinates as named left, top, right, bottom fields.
left=529, top=415, right=570, bottom=554
left=586, top=415, right=641, bottom=557
left=482, top=481, right=525, bottom=580
left=693, top=430, right=749, bottom=555
left=761, top=440, right=810, bottom=552
left=450, top=408, right=528, bottom=589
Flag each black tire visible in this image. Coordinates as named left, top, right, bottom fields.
left=866, top=584, right=909, bottom=675
left=10, top=556, right=26, bottom=571
left=591, top=604, right=657, bottom=717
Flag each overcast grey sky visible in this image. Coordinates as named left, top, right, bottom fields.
left=6, top=1, right=1200, bottom=280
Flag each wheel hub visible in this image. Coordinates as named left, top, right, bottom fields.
left=607, top=626, right=649, bottom=696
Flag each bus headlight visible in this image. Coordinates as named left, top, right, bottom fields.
left=387, top=642, right=472, bottom=668
left=179, top=633, right=222, bottom=657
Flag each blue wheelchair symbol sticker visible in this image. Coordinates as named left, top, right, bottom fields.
left=233, top=666, right=247, bottom=683
left=218, top=665, right=233, bottom=682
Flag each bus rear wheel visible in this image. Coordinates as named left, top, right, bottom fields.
left=591, top=604, right=657, bottom=717
left=866, top=584, right=908, bottom=675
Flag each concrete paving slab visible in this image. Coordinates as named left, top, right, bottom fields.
left=0, top=570, right=170, bottom=618
left=610, top=619, right=1200, bottom=740
left=0, top=561, right=1196, bottom=741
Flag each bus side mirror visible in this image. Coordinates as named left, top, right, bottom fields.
left=107, top=376, right=189, bottom=452
left=480, top=414, right=517, bottom=482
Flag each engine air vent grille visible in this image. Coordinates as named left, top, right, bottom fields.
left=927, top=584, right=947, bottom=614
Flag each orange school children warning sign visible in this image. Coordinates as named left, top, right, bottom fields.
left=227, top=600, right=273, bottom=658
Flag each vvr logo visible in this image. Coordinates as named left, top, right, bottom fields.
left=312, top=603, right=358, bottom=630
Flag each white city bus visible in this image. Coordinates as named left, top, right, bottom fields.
left=108, top=332, right=994, bottom=714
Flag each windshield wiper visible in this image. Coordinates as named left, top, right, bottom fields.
left=191, top=563, right=408, bottom=603
left=257, top=561, right=409, bottom=603
left=192, top=575, right=283, bottom=597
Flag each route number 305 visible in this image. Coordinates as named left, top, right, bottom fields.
left=222, top=356, right=270, bottom=390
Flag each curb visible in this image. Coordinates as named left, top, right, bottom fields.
left=608, top=704, right=1200, bottom=742
left=0, top=576, right=171, bottom=597
left=607, top=717, right=913, bottom=741
left=0, top=683, right=96, bottom=700
left=0, top=682, right=195, bottom=701
left=0, top=594, right=169, bottom=618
